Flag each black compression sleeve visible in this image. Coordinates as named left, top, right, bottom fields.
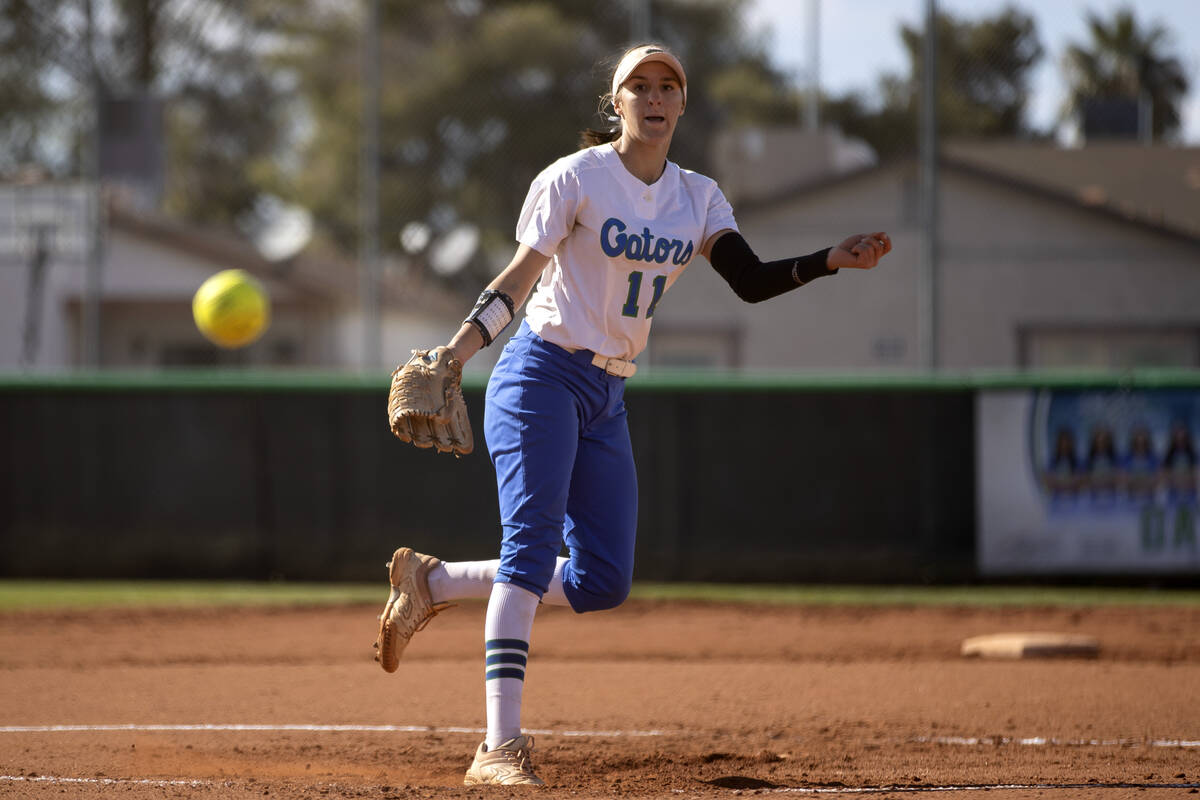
left=708, top=232, right=835, bottom=304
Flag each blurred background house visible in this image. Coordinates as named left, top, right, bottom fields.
left=0, top=184, right=466, bottom=371
left=1, top=0, right=1196, bottom=376
left=655, top=134, right=1200, bottom=370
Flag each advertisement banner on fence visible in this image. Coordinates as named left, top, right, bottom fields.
left=977, top=389, right=1199, bottom=574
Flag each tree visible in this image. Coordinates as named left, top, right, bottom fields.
left=5, top=0, right=800, bottom=284
left=0, top=0, right=295, bottom=234
left=279, top=0, right=797, bottom=288
left=0, top=1, right=82, bottom=173
left=823, top=6, right=1043, bottom=159
left=1062, top=6, right=1190, bottom=141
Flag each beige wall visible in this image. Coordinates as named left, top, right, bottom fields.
left=652, top=163, right=920, bottom=370
left=8, top=165, right=1195, bottom=374
left=0, top=217, right=481, bottom=372
left=649, top=163, right=1200, bottom=371
left=710, top=126, right=877, bottom=208
left=937, top=171, right=1200, bottom=368
left=93, top=231, right=345, bottom=368
left=1, top=226, right=419, bottom=371
left=0, top=250, right=89, bottom=370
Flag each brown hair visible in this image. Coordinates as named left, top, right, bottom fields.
left=578, top=90, right=620, bottom=148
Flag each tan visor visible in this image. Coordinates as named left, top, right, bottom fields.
left=611, top=46, right=687, bottom=105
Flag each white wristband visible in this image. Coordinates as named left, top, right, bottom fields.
left=464, top=290, right=515, bottom=346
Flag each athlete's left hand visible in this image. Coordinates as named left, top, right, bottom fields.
left=828, top=232, right=891, bottom=270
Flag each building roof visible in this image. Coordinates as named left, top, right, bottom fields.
left=108, top=203, right=464, bottom=316
left=109, top=204, right=345, bottom=305
left=943, top=141, right=1200, bottom=243
left=730, top=136, right=1200, bottom=247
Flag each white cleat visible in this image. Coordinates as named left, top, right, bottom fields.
left=463, top=735, right=546, bottom=786
left=372, top=547, right=449, bottom=672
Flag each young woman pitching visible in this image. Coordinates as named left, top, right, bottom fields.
left=375, top=43, right=892, bottom=786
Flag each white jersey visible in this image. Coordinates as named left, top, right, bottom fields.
left=516, top=143, right=737, bottom=361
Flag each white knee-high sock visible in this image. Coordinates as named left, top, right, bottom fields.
left=427, top=560, right=498, bottom=604
left=430, top=558, right=573, bottom=606
left=484, top=581, right=539, bottom=749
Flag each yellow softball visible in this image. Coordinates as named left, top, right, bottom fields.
left=192, top=269, right=270, bottom=349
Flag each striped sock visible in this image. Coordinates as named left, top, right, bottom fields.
left=483, top=581, right=539, bottom=749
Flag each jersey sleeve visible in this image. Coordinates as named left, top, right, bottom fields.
left=515, top=163, right=581, bottom=258
left=701, top=183, right=738, bottom=247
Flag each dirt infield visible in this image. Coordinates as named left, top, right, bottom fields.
left=1, top=599, right=1198, bottom=799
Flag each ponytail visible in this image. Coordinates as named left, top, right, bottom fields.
left=578, top=91, right=620, bottom=150
left=578, top=126, right=621, bottom=148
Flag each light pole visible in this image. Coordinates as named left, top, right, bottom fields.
left=806, top=0, right=820, bottom=133
left=83, top=0, right=104, bottom=369
left=360, top=0, right=382, bottom=369
left=918, top=0, right=940, bottom=371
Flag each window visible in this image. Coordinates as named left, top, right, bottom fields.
left=1020, top=326, right=1200, bottom=369
left=872, top=335, right=908, bottom=363
left=646, top=325, right=742, bottom=369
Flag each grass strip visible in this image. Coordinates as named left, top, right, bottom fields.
left=0, top=580, right=383, bottom=611
left=632, top=583, right=1200, bottom=607
left=1, top=580, right=1198, bottom=611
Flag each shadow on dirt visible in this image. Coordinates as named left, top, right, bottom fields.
left=701, top=776, right=783, bottom=790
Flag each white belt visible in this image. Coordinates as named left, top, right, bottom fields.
left=591, top=353, right=637, bottom=378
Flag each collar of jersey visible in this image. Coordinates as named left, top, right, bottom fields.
left=602, top=143, right=679, bottom=198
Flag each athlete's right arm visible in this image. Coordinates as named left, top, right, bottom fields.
left=446, top=244, right=552, bottom=364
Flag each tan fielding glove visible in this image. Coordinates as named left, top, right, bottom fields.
left=387, top=347, right=474, bottom=455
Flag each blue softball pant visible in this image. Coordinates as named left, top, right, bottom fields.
left=484, top=320, right=638, bottom=613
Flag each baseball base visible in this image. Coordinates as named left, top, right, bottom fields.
left=961, top=632, right=1100, bottom=659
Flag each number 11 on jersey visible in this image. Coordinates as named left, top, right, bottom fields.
left=621, top=271, right=667, bottom=319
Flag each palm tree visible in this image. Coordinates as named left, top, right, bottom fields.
left=1062, top=6, right=1190, bottom=141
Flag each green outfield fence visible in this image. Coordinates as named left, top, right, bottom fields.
left=2, top=369, right=1198, bottom=584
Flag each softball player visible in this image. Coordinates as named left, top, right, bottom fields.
left=375, top=43, right=892, bottom=786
